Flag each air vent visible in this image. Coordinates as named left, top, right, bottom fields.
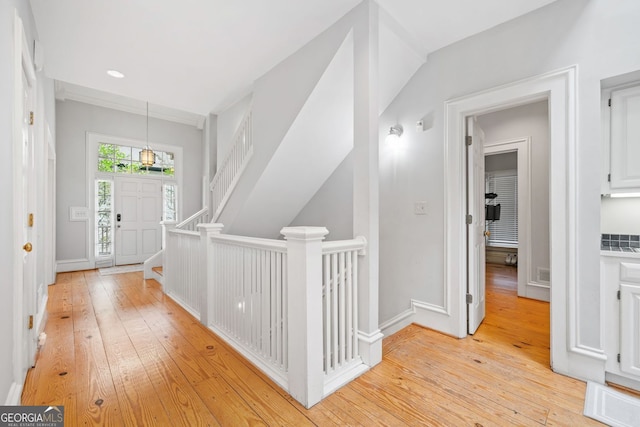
left=537, top=267, right=550, bottom=283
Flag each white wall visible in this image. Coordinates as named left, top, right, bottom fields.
left=216, top=5, right=362, bottom=236
left=601, top=197, right=640, bottom=235
left=478, top=101, right=550, bottom=284
left=379, top=0, right=640, bottom=356
left=56, top=99, right=202, bottom=263
left=289, top=153, right=353, bottom=240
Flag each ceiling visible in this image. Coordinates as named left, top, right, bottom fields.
left=30, top=0, right=558, bottom=118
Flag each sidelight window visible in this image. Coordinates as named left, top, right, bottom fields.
left=95, top=179, right=114, bottom=256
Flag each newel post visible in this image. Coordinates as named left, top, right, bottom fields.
left=160, top=221, right=177, bottom=292
left=197, top=223, right=224, bottom=327
left=281, top=226, right=329, bottom=409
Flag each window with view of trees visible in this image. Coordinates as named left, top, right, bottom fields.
left=98, top=143, right=175, bottom=176
left=163, top=184, right=177, bottom=221
left=96, top=180, right=113, bottom=256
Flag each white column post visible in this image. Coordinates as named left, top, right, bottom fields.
left=281, top=226, right=329, bottom=409
left=197, top=223, right=224, bottom=327
left=353, top=0, right=383, bottom=366
left=160, top=221, right=176, bottom=292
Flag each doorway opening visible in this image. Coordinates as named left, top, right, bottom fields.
left=467, top=99, right=550, bottom=337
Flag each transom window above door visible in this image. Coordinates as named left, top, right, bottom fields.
left=98, top=143, right=175, bottom=176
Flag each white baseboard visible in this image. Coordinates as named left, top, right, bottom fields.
left=4, top=382, right=22, bottom=405
left=411, top=299, right=459, bottom=337
left=380, top=308, right=414, bottom=337
left=526, top=281, right=550, bottom=302
left=56, top=258, right=92, bottom=273
left=606, top=372, right=640, bottom=393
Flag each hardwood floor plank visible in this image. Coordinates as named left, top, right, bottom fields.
left=123, top=324, right=221, bottom=427
left=73, top=327, right=124, bottom=426
left=192, top=377, right=266, bottom=426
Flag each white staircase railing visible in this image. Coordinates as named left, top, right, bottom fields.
left=143, top=208, right=208, bottom=284
left=321, top=239, right=366, bottom=392
left=194, top=224, right=368, bottom=409
left=163, top=227, right=202, bottom=318
left=208, top=233, right=289, bottom=379
left=210, top=110, right=253, bottom=221
left=175, top=207, right=209, bottom=231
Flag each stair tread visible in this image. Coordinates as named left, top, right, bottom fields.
left=152, top=266, right=163, bottom=276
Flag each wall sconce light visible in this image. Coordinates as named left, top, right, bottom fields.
left=386, top=124, right=403, bottom=144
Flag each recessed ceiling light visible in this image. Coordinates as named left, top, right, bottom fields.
left=107, top=69, right=125, bottom=79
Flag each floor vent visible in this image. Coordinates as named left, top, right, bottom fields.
left=584, top=381, right=640, bottom=426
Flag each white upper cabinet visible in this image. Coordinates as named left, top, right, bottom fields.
left=610, top=84, right=640, bottom=190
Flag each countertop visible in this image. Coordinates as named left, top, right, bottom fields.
left=601, top=248, right=640, bottom=259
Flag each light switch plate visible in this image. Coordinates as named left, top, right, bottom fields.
left=414, top=201, right=427, bottom=215
left=69, top=206, right=89, bottom=221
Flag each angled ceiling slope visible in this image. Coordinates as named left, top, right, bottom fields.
left=229, top=32, right=354, bottom=238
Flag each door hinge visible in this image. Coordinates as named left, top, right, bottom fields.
left=28, top=315, right=33, bottom=330
left=466, top=293, right=473, bottom=304
left=29, top=111, right=34, bottom=125
left=466, top=214, right=473, bottom=225
left=617, top=353, right=621, bottom=363
left=617, top=290, right=621, bottom=300
left=608, top=173, right=611, bottom=182
left=28, top=213, right=34, bottom=227
left=466, top=135, right=472, bottom=146
left=608, top=98, right=612, bottom=107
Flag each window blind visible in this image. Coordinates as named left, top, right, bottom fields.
left=486, top=171, right=517, bottom=247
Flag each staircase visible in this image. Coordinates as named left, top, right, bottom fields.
left=143, top=207, right=209, bottom=285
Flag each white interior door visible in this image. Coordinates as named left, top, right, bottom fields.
left=467, top=116, right=486, bottom=334
left=114, top=177, right=162, bottom=265
left=13, top=13, right=38, bottom=383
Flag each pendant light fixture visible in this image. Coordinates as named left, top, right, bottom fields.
left=139, top=102, right=155, bottom=167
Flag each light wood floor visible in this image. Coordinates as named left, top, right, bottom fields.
left=22, top=264, right=601, bottom=426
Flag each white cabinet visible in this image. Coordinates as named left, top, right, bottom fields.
left=607, top=84, right=640, bottom=191
left=603, top=255, right=640, bottom=387
left=620, top=282, right=640, bottom=377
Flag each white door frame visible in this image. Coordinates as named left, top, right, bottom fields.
left=444, top=66, right=606, bottom=381
left=11, top=10, right=37, bottom=403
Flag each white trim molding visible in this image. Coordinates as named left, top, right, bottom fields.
left=56, top=258, right=92, bottom=273
left=443, top=65, right=606, bottom=383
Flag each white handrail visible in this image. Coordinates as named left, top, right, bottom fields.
left=176, top=207, right=208, bottom=230
left=210, top=109, right=253, bottom=221
left=211, top=233, right=287, bottom=252
left=322, top=237, right=367, bottom=255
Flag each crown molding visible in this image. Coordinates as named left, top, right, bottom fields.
left=54, top=81, right=206, bottom=129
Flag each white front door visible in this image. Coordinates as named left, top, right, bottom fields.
left=114, top=177, right=162, bottom=265
left=467, top=116, right=486, bottom=334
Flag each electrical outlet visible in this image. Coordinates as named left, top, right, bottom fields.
left=414, top=201, right=427, bottom=215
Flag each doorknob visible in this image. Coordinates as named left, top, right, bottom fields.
left=23, top=242, right=33, bottom=252
left=484, top=231, right=491, bottom=237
